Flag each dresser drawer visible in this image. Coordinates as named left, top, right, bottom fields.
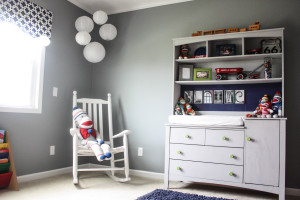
left=169, top=160, right=243, bottom=183
left=205, top=129, right=244, bottom=147
left=170, top=128, right=205, bottom=145
left=170, top=144, right=243, bottom=165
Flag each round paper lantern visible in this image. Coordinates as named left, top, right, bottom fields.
left=93, top=10, right=108, bottom=25
left=75, top=31, right=91, bottom=45
left=99, top=24, right=117, bottom=41
left=75, top=16, right=94, bottom=32
left=83, top=42, right=105, bottom=63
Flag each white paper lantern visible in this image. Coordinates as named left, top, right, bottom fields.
left=93, top=10, right=108, bottom=25
left=83, top=42, right=105, bottom=63
left=75, top=31, right=91, bottom=45
left=99, top=24, right=117, bottom=41
left=75, top=16, right=94, bottom=32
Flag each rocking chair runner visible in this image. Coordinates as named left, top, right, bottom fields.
left=72, top=91, right=131, bottom=184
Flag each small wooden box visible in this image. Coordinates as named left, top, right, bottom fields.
left=192, top=31, right=202, bottom=37
left=203, top=30, right=214, bottom=35
left=249, top=24, right=260, bottom=31
left=240, top=28, right=247, bottom=32
left=227, top=28, right=239, bottom=33
left=249, top=21, right=261, bottom=31
left=214, top=29, right=226, bottom=34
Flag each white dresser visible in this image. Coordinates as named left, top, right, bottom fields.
left=164, top=118, right=286, bottom=199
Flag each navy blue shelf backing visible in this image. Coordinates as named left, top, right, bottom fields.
left=180, top=83, right=282, bottom=112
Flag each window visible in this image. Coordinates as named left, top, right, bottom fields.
left=0, top=22, right=45, bottom=113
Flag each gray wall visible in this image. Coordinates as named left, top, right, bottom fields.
left=91, top=0, right=300, bottom=189
left=0, top=0, right=93, bottom=176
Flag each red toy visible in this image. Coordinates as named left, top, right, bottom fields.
left=185, top=104, right=195, bottom=115
left=254, top=94, right=273, bottom=118
left=215, top=68, right=245, bottom=80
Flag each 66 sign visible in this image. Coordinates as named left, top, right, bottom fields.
left=261, top=38, right=281, bottom=54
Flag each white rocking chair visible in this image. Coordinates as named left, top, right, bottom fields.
left=72, top=91, right=131, bottom=184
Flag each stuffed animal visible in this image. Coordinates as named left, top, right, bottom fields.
left=174, top=104, right=182, bottom=115
left=254, top=95, right=273, bottom=118
left=70, top=107, right=111, bottom=161
left=271, top=91, right=282, bottom=118
left=186, top=104, right=195, bottom=115
left=178, top=97, right=186, bottom=115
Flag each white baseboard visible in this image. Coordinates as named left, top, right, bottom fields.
left=16, top=164, right=300, bottom=197
left=129, top=169, right=164, bottom=180
left=17, top=164, right=89, bottom=183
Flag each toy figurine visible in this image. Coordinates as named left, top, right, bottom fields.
left=185, top=104, right=195, bottom=115
left=70, top=107, right=111, bottom=161
left=175, top=97, right=197, bottom=115
left=178, top=97, right=187, bottom=112
left=174, top=104, right=182, bottom=115
left=254, top=95, right=273, bottom=118
left=271, top=91, right=282, bottom=118
left=179, top=44, right=190, bottom=59
left=264, top=57, right=272, bottom=79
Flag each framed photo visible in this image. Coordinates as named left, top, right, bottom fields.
left=216, top=44, right=236, bottom=56
left=214, top=90, right=223, bottom=104
left=193, top=68, right=212, bottom=81
left=178, top=65, right=193, bottom=81
left=235, top=90, right=245, bottom=104
left=184, top=90, right=194, bottom=104
left=203, top=90, right=213, bottom=104
left=194, top=90, right=203, bottom=104
left=224, top=90, right=234, bottom=104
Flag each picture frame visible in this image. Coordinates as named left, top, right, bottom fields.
left=214, top=90, right=223, bottom=104
left=194, top=90, right=203, bottom=104
left=178, top=65, right=193, bottom=81
left=224, top=90, right=234, bottom=104
left=216, top=44, right=236, bottom=56
left=193, top=68, right=212, bottom=81
left=183, top=90, right=194, bottom=104
left=203, top=90, right=213, bottom=104
left=235, top=90, right=245, bottom=104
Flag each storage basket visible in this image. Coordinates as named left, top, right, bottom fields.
left=0, top=172, right=12, bottom=188
left=0, top=162, right=10, bottom=173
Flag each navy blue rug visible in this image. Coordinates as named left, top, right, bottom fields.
left=136, top=189, right=234, bottom=200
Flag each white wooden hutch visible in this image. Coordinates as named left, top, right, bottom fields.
left=164, top=28, right=286, bottom=200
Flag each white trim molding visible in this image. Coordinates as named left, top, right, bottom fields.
left=17, top=164, right=89, bottom=183
left=67, top=0, right=193, bottom=15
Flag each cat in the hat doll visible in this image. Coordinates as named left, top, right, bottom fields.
left=70, top=107, right=111, bottom=161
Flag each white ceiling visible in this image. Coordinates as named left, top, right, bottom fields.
left=67, top=0, right=193, bottom=15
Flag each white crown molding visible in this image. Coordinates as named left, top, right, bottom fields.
left=107, top=0, right=194, bottom=15
left=67, top=0, right=94, bottom=14
left=67, top=0, right=193, bottom=15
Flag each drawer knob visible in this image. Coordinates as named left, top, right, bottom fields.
left=229, top=154, right=235, bottom=159
left=229, top=172, right=234, bottom=176
left=176, top=166, right=181, bottom=171
left=185, top=134, right=190, bottom=139
left=222, top=136, right=227, bottom=140
left=177, top=150, right=182, bottom=155
left=246, top=137, right=251, bottom=141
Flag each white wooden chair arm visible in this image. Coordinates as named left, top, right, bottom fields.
left=112, top=130, right=132, bottom=139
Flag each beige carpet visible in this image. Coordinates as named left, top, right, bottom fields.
left=0, top=172, right=298, bottom=200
